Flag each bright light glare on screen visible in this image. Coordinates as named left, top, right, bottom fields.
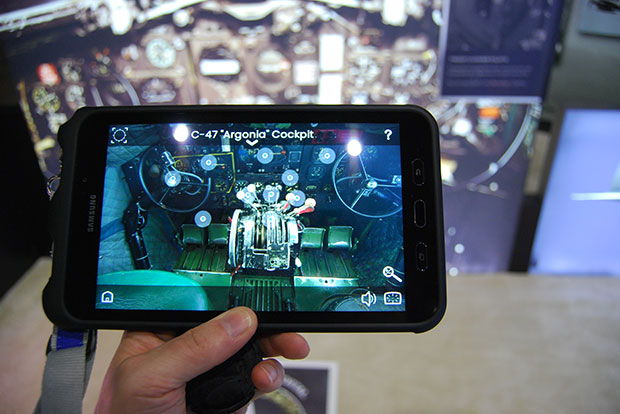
left=173, top=124, right=189, bottom=142
left=347, top=139, right=362, bottom=157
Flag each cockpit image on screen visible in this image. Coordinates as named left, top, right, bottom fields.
left=96, top=122, right=406, bottom=312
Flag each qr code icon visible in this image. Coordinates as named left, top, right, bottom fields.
left=384, top=292, right=402, bottom=305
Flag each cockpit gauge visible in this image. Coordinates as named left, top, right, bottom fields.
left=252, top=48, right=292, bottom=94
left=65, top=84, right=86, bottom=110
left=237, top=147, right=253, bottom=164
left=307, top=165, right=325, bottom=181
left=146, top=38, right=177, bottom=69
left=32, top=86, right=61, bottom=113
left=348, top=52, right=382, bottom=89
left=88, top=48, right=141, bottom=106
left=288, top=150, right=302, bottom=163
left=141, top=78, right=177, bottom=103
left=59, top=60, right=83, bottom=83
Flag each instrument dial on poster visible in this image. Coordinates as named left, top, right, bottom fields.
left=60, top=60, right=82, bottom=82
left=257, top=50, right=290, bottom=79
left=141, top=78, right=176, bottom=103
left=349, top=54, right=381, bottom=88
left=32, top=86, right=60, bottom=113
left=65, top=84, right=86, bottom=110
left=252, top=48, right=292, bottom=93
left=146, top=38, right=177, bottom=69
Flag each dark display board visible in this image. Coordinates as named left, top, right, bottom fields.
left=0, top=1, right=547, bottom=273
left=530, top=108, right=620, bottom=276
left=439, top=0, right=564, bottom=100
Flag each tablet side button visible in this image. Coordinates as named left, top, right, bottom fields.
left=416, top=242, right=429, bottom=271
left=414, top=200, right=426, bottom=228
left=412, top=158, right=425, bottom=185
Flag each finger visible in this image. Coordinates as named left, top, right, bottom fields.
left=252, top=359, right=285, bottom=394
left=108, top=331, right=166, bottom=371
left=153, top=331, right=177, bottom=341
left=259, top=333, right=310, bottom=359
left=239, top=359, right=287, bottom=414
left=126, top=307, right=257, bottom=387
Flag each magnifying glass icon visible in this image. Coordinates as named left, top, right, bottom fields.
left=383, top=266, right=402, bottom=283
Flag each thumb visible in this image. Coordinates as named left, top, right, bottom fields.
left=130, top=307, right=257, bottom=387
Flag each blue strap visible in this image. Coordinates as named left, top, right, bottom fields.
left=54, top=329, right=85, bottom=350
left=34, top=327, right=97, bottom=414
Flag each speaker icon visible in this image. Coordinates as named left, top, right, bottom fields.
left=361, top=291, right=376, bottom=307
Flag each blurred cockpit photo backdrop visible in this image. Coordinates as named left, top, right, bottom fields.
left=0, top=0, right=566, bottom=275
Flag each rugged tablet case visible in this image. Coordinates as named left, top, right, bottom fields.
left=42, top=105, right=446, bottom=333
left=43, top=106, right=87, bottom=330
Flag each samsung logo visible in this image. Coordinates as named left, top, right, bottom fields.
left=87, top=195, right=97, bottom=233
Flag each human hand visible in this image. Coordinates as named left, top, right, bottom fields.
left=94, top=307, right=310, bottom=414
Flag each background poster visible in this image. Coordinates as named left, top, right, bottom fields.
left=251, top=360, right=338, bottom=414
left=440, top=0, right=563, bottom=100
left=1, top=1, right=543, bottom=273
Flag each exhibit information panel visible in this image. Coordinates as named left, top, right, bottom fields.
left=439, top=0, right=564, bottom=100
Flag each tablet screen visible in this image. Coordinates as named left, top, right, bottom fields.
left=96, top=121, right=408, bottom=312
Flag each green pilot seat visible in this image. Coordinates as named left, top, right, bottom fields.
left=181, top=223, right=204, bottom=245
left=299, top=226, right=356, bottom=278
left=208, top=223, right=229, bottom=246
left=97, top=270, right=210, bottom=310
left=300, top=227, right=325, bottom=249
left=175, top=223, right=230, bottom=282
left=327, top=226, right=353, bottom=251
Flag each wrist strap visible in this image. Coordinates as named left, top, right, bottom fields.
left=34, top=327, right=97, bottom=414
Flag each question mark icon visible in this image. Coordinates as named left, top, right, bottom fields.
left=384, top=129, right=393, bottom=141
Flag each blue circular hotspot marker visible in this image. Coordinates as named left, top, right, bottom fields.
left=200, top=154, right=217, bottom=171
left=282, top=169, right=299, bottom=186
left=194, top=210, right=212, bottom=228
left=290, top=190, right=306, bottom=207
left=319, top=148, right=336, bottom=164
left=243, top=191, right=254, bottom=203
left=263, top=186, right=280, bottom=203
left=164, top=171, right=182, bottom=187
left=257, top=147, right=274, bottom=164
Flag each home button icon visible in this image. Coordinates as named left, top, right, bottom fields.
left=101, top=291, right=114, bottom=303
